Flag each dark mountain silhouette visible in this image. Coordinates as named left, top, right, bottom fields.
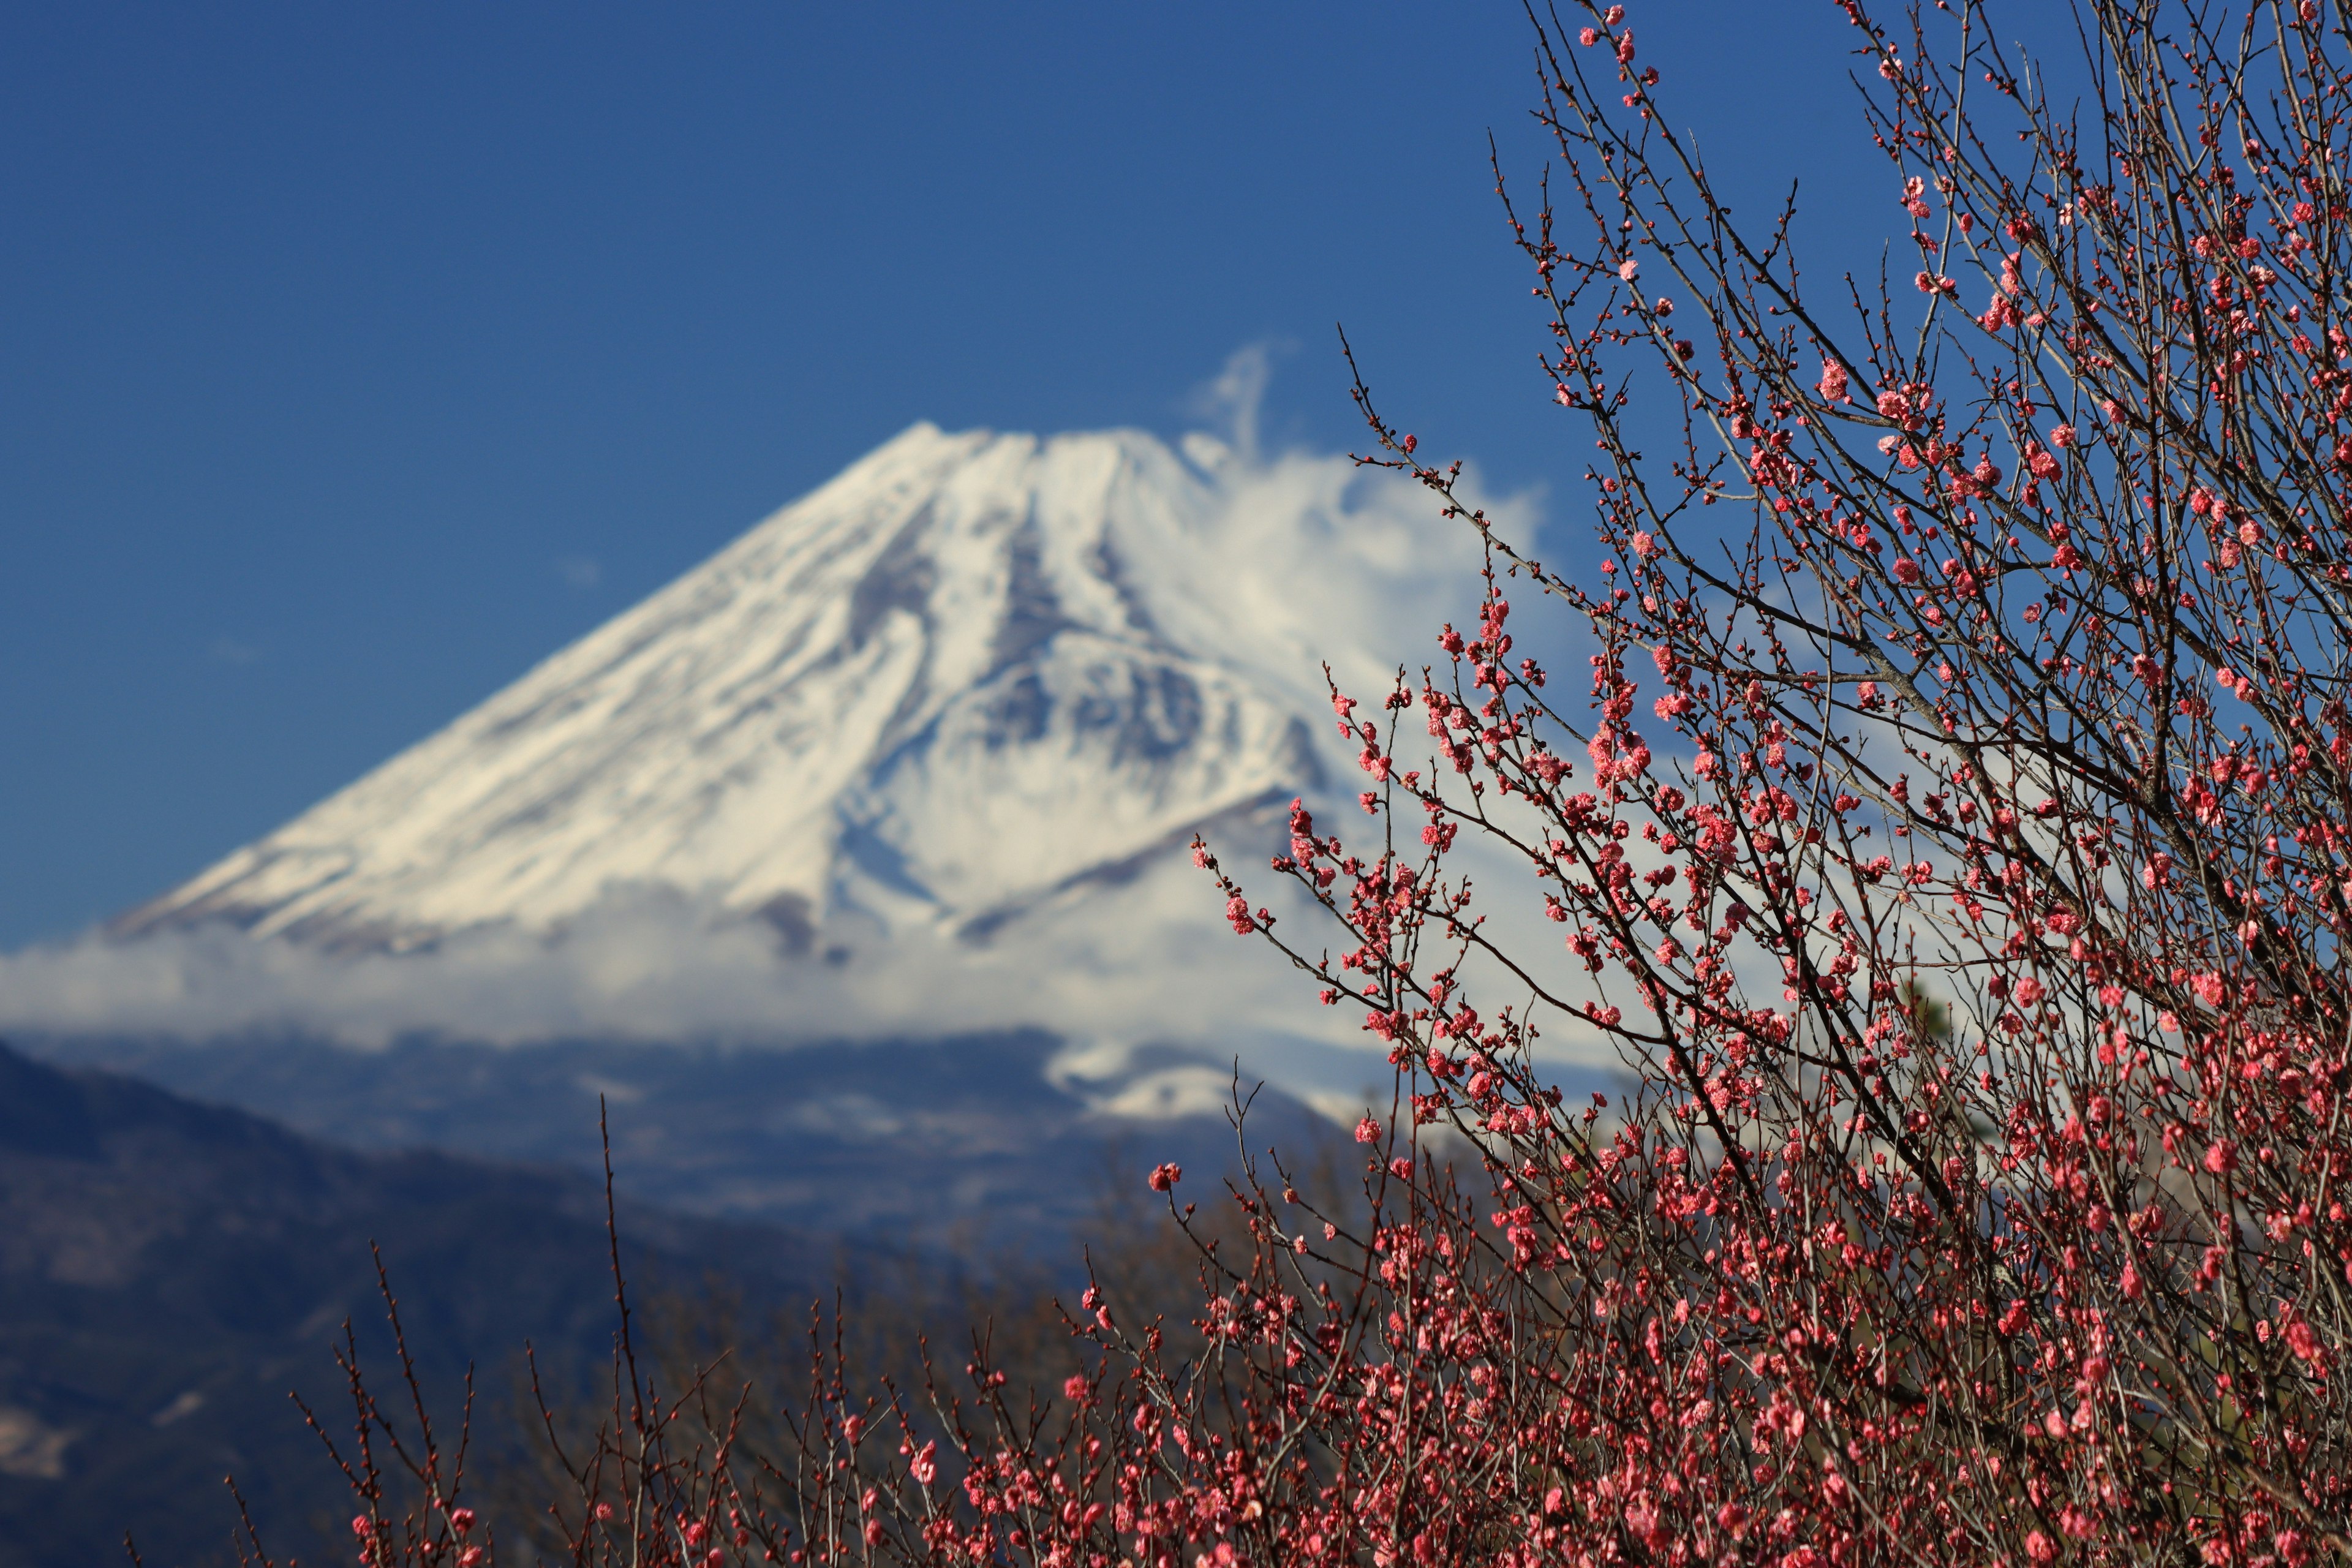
left=25, top=1031, right=1329, bottom=1248
left=0, top=1039, right=820, bottom=1568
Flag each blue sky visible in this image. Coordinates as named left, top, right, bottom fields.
left=0, top=2, right=1876, bottom=947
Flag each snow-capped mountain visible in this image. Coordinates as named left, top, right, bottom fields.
left=114, top=423, right=1491, bottom=961
left=9, top=419, right=1575, bottom=1239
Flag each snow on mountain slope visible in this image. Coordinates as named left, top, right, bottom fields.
left=111, top=423, right=1502, bottom=967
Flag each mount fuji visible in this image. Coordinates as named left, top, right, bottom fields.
left=111, top=422, right=1490, bottom=971
left=4, top=418, right=1544, bottom=1239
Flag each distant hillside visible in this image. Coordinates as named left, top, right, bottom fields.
left=0, top=1040, right=820, bottom=1568
left=26, top=1031, right=1335, bottom=1248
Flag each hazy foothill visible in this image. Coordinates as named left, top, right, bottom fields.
left=11, top=1, right=2352, bottom=1566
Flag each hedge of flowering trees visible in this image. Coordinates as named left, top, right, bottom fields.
left=270, top=2, right=2352, bottom=1565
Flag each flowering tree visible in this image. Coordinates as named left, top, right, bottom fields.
left=281, top=2, right=2352, bottom=1566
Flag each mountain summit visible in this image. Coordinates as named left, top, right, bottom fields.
left=116, top=424, right=1486, bottom=961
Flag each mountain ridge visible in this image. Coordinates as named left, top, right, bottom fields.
left=0, top=1036, right=825, bottom=1568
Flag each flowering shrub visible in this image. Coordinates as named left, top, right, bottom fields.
left=252, top=2, right=2352, bottom=1564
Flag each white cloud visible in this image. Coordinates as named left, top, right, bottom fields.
left=1187, top=341, right=1289, bottom=465
left=0, top=821, right=1621, bottom=1114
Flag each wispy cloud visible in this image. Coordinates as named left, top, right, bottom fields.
left=555, top=556, right=601, bottom=590
left=0, top=839, right=1613, bottom=1113
left=207, top=635, right=262, bottom=666
left=1186, top=341, right=1291, bottom=466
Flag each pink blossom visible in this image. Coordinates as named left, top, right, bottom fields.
left=301, top=17, right=2352, bottom=1561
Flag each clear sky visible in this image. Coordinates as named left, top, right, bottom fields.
left=0, top=2, right=1878, bottom=948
